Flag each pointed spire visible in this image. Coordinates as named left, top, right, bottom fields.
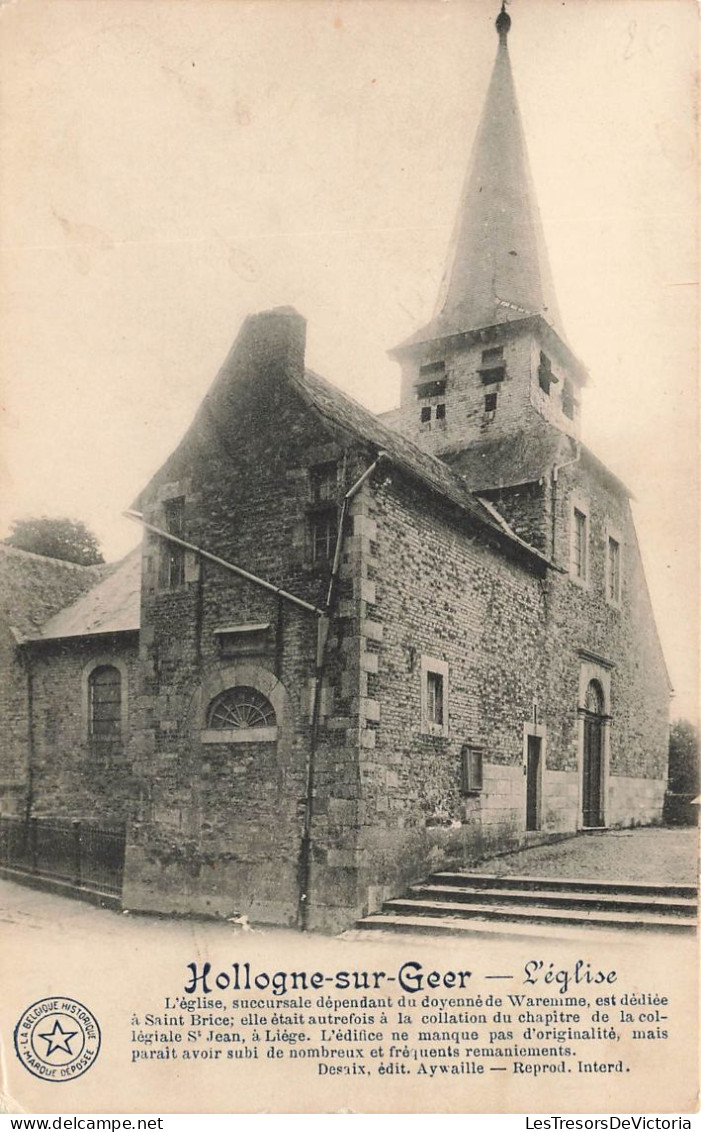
left=431, top=2, right=563, bottom=339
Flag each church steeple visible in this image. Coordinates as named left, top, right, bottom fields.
left=388, top=4, right=588, bottom=458
left=433, top=1, right=563, bottom=339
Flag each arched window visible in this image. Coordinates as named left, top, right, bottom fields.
left=207, top=687, right=276, bottom=731
left=585, top=680, right=604, bottom=716
left=89, top=665, right=122, bottom=740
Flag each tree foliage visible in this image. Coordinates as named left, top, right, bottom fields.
left=668, top=719, right=699, bottom=796
left=4, top=516, right=104, bottom=566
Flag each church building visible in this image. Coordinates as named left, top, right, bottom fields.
left=0, top=6, right=670, bottom=931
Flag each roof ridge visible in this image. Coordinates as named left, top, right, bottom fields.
left=0, top=542, right=106, bottom=570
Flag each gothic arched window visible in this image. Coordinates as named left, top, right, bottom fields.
left=89, top=665, right=122, bottom=740
left=206, top=686, right=276, bottom=732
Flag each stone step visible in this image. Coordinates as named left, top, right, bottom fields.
left=377, top=896, right=697, bottom=932
left=356, top=911, right=696, bottom=938
left=409, top=883, right=697, bottom=915
left=429, top=872, right=697, bottom=900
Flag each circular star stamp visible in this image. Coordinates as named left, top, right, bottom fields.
left=13, top=997, right=101, bottom=1082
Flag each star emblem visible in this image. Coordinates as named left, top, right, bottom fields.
left=37, top=1019, right=79, bottom=1057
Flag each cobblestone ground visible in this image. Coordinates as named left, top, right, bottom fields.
left=471, top=827, right=699, bottom=885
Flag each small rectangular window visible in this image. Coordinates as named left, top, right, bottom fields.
left=573, top=508, right=587, bottom=579
left=416, top=379, right=447, bottom=399
left=607, top=536, right=621, bottom=603
left=163, top=546, right=185, bottom=589
left=481, top=346, right=503, bottom=364
left=479, top=365, right=505, bottom=385
left=461, top=744, right=484, bottom=794
left=420, top=405, right=432, bottom=423
left=419, top=360, right=445, bottom=377
left=310, top=462, right=338, bottom=504
left=484, top=392, right=498, bottom=413
left=426, top=671, right=444, bottom=726
left=435, top=402, right=446, bottom=420
left=421, top=656, right=449, bottom=736
left=160, top=497, right=185, bottom=588
left=311, top=508, right=338, bottom=565
left=164, top=497, right=185, bottom=535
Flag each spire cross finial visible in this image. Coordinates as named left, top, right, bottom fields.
left=496, top=1, right=511, bottom=43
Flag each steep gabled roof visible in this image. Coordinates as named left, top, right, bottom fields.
left=34, top=548, right=141, bottom=641
left=0, top=544, right=109, bottom=641
left=294, top=367, right=550, bottom=568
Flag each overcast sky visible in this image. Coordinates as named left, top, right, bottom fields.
left=0, top=0, right=697, bottom=720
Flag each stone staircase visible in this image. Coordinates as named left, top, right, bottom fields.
left=357, top=871, right=698, bottom=936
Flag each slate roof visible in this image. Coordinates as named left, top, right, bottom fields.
left=443, top=427, right=631, bottom=500
left=387, top=10, right=589, bottom=388
left=0, top=544, right=109, bottom=641
left=430, top=21, right=564, bottom=343
left=294, top=368, right=550, bottom=566
left=443, top=426, right=568, bottom=492
left=33, top=547, right=141, bottom=641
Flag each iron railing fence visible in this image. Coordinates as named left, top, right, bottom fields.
left=0, top=815, right=125, bottom=896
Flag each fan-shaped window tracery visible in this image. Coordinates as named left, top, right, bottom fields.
left=206, top=686, right=276, bottom=731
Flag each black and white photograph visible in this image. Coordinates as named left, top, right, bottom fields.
left=0, top=0, right=697, bottom=1117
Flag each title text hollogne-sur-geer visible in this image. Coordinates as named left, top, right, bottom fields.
left=182, top=959, right=617, bottom=998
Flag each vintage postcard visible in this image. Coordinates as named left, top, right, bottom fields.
left=0, top=0, right=698, bottom=1117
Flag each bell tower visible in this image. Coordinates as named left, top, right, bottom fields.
left=388, top=4, right=588, bottom=457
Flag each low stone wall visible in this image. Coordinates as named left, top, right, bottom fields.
left=122, top=828, right=299, bottom=926
left=607, top=775, right=665, bottom=829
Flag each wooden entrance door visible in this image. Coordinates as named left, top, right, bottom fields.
left=526, top=735, right=541, bottom=831
left=582, top=681, right=604, bottom=828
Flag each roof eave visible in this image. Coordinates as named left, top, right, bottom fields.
left=389, top=315, right=589, bottom=387
left=22, top=626, right=140, bottom=647
left=580, top=445, right=634, bottom=500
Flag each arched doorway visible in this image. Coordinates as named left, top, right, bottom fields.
left=582, top=680, right=605, bottom=827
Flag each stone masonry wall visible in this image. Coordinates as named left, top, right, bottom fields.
left=394, top=330, right=535, bottom=457
left=543, top=455, right=670, bottom=803
left=352, top=471, right=550, bottom=912
left=391, top=322, right=580, bottom=457
left=124, top=309, right=370, bottom=929
left=345, top=438, right=669, bottom=915
left=479, top=481, right=549, bottom=551
left=23, top=636, right=141, bottom=822
left=0, top=551, right=107, bottom=819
